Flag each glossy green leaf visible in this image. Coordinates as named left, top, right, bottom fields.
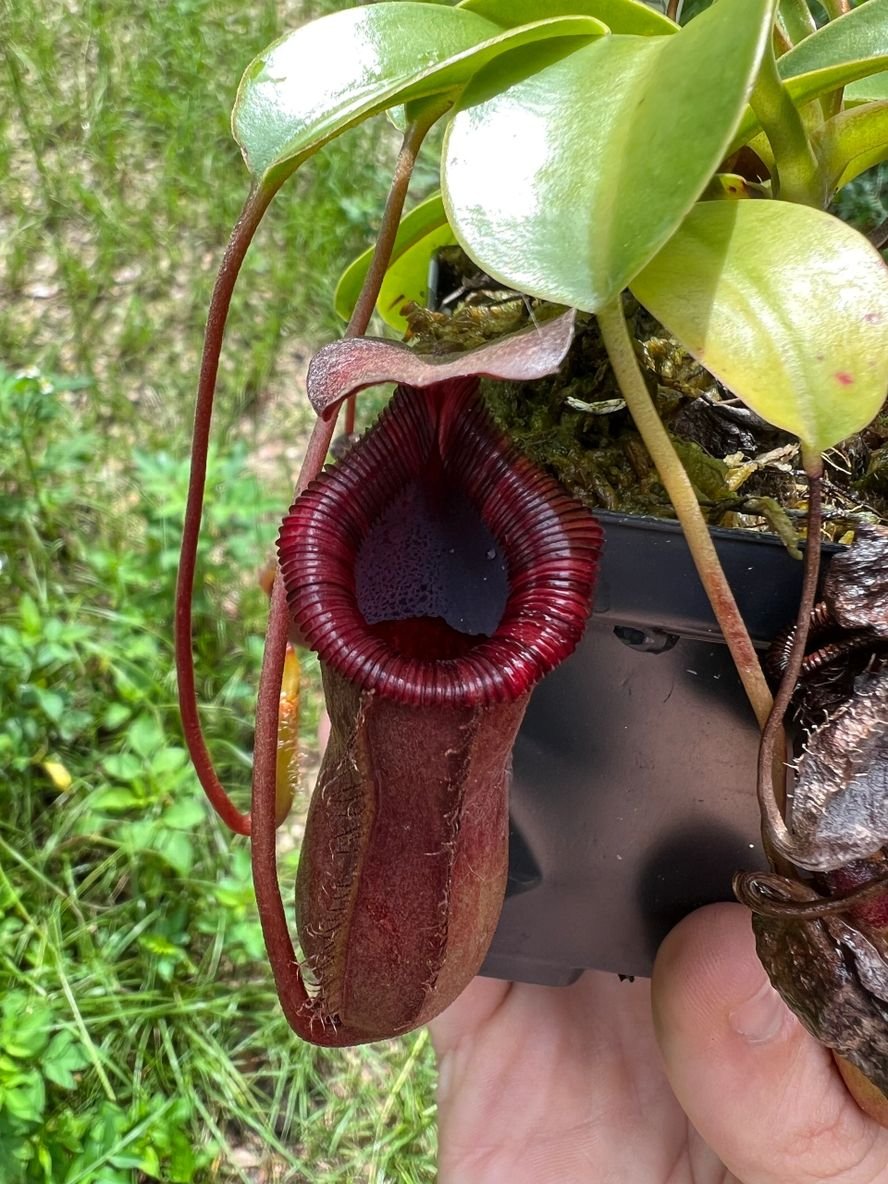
left=334, top=194, right=454, bottom=330
left=817, top=101, right=888, bottom=190
left=457, top=0, right=676, bottom=35
left=631, top=201, right=888, bottom=454
left=732, top=0, right=888, bottom=150
left=233, top=4, right=607, bottom=183
left=442, top=0, right=773, bottom=311
left=779, top=0, right=888, bottom=84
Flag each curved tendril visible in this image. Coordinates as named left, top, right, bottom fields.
left=756, top=468, right=823, bottom=867
left=176, top=181, right=280, bottom=836
left=734, top=869, right=888, bottom=921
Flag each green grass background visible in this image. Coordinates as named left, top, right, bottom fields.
left=3, top=0, right=885, bottom=1180
left=0, top=1, right=438, bottom=1180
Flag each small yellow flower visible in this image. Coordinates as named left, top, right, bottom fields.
left=42, top=760, right=72, bottom=791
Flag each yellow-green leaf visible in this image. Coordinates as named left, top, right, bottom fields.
left=458, top=0, right=676, bottom=35
left=631, top=201, right=888, bottom=454
left=816, top=101, right=888, bottom=191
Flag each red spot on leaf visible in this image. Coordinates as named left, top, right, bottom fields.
left=835, top=371, right=854, bottom=386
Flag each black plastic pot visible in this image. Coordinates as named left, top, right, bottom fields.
left=483, top=512, right=832, bottom=984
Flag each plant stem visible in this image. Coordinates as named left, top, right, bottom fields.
left=755, top=460, right=823, bottom=866
left=751, top=40, right=824, bottom=206
left=597, top=298, right=773, bottom=728
left=343, top=106, right=447, bottom=339
left=250, top=107, right=446, bottom=1035
left=821, top=0, right=850, bottom=18
left=777, top=0, right=816, bottom=46
left=340, top=100, right=448, bottom=435
left=175, top=181, right=279, bottom=836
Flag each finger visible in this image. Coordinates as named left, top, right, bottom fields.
left=652, top=903, right=888, bottom=1184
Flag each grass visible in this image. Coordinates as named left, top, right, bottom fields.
left=1, top=0, right=399, bottom=428
left=0, top=1, right=438, bottom=1180
left=5, top=1, right=883, bottom=1179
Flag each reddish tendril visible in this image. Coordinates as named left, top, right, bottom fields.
left=176, top=183, right=279, bottom=836
left=734, top=869, right=888, bottom=921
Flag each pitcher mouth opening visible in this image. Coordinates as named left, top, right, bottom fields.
left=278, top=378, right=602, bottom=708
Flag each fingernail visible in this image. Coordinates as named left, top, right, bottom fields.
left=728, top=976, right=787, bottom=1044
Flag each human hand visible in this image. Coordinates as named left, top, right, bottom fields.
left=429, top=903, right=888, bottom=1183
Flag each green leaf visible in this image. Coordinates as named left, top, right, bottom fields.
left=17, top=595, right=40, bottom=635
left=779, top=0, right=888, bottom=86
left=152, top=830, right=194, bottom=876
left=233, top=4, right=606, bottom=183
left=33, top=688, right=64, bottom=724
left=846, top=70, right=888, bottom=104
left=457, top=0, right=676, bottom=35
left=168, top=1129, right=199, bottom=1184
left=126, top=713, right=163, bottom=758
left=101, top=703, right=131, bottom=731
left=334, top=193, right=453, bottom=330
left=816, top=100, right=888, bottom=190
left=91, top=785, right=141, bottom=812
left=162, top=798, right=205, bottom=830
left=150, top=746, right=189, bottom=777
left=42, top=1032, right=90, bottom=1091
left=377, top=223, right=457, bottom=329
left=777, top=0, right=816, bottom=46
left=631, top=201, right=888, bottom=455
left=732, top=0, right=888, bottom=150
left=130, top=1146, right=161, bottom=1177
left=443, top=0, right=773, bottom=311
left=679, top=0, right=716, bottom=20
left=99, top=752, right=142, bottom=783
left=1, top=997, right=52, bottom=1060
left=3, top=1072, right=45, bottom=1123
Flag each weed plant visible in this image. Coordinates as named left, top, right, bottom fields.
left=0, top=0, right=437, bottom=1180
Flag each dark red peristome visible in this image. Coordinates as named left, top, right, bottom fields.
left=278, top=377, right=602, bottom=708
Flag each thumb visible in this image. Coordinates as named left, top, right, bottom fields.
left=652, top=903, right=888, bottom=1184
